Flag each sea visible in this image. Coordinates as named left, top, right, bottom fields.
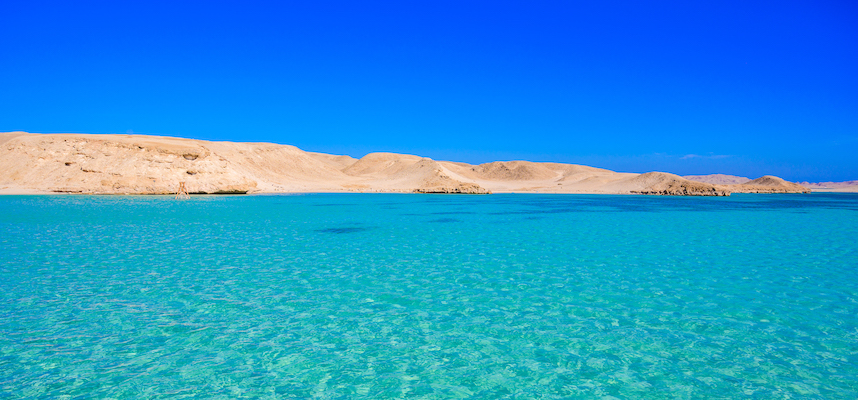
left=1, top=193, right=857, bottom=399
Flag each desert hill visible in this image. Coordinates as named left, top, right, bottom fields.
left=684, top=174, right=751, bottom=185
left=728, top=175, right=811, bottom=194
left=609, top=172, right=731, bottom=196
left=0, top=132, right=811, bottom=196
left=688, top=173, right=858, bottom=193
left=467, top=161, right=559, bottom=181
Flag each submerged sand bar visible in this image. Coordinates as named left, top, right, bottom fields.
left=0, top=131, right=811, bottom=196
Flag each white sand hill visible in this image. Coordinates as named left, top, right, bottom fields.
left=0, top=132, right=811, bottom=196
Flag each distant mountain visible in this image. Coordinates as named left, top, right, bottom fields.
left=683, top=174, right=750, bottom=185
left=686, top=173, right=855, bottom=193
left=730, top=176, right=811, bottom=194
left=797, top=180, right=858, bottom=192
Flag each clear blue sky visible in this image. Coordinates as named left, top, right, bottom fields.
left=2, top=1, right=856, bottom=181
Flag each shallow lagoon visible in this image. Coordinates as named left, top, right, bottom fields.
left=2, top=193, right=857, bottom=398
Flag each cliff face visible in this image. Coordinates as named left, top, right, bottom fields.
left=0, top=132, right=809, bottom=196
left=0, top=133, right=258, bottom=194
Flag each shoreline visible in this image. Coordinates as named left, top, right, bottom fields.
left=2, top=188, right=851, bottom=196
left=0, top=131, right=826, bottom=196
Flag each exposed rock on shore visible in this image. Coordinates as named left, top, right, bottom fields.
left=413, top=185, right=491, bottom=194
left=628, top=173, right=731, bottom=196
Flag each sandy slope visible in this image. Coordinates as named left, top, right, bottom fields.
left=0, top=132, right=811, bottom=196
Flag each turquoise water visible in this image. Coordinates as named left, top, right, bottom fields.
left=1, top=193, right=857, bottom=399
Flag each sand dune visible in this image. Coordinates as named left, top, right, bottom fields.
left=0, top=132, right=812, bottom=196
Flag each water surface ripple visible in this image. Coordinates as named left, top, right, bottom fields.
left=1, top=193, right=857, bottom=399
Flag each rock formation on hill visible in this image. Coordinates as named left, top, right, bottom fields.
left=0, top=132, right=811, bottom=196
left=624, top=172, right=730, bottom=196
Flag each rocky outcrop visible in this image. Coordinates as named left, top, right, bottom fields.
left=631, top=186, right=730, bottom=196
left=413, top=185, right=491, bottom=194
left=627, top=172, right=731, bottom=196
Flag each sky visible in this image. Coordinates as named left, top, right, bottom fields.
left=2, top=0, right=856, bottom=182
